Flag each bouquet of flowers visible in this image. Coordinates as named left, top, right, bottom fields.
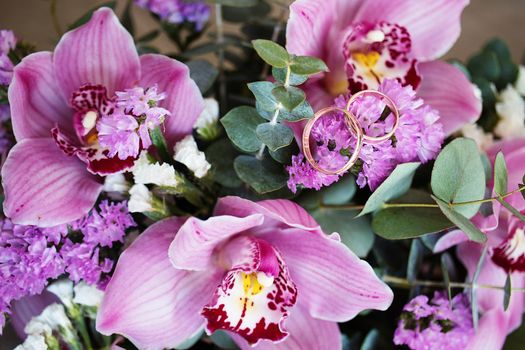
left=1, top=0, right=524, bottom=349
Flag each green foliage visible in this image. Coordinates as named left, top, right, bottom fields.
left=289, top=55, right=329, bottom=75
left=494, top=152, right=508, bottom=195
left=205, top=139, right=242, bottom=188
left=251, top=39, right=290, bottom=68
left=221, top=106, right=266, bottom=153
left=359, top=162, right=420, bottom=216
left=187, top=60, right=219, bottom=95
left=271, top=86, right=306, bottom=111
left=432, top=196, right=487, bottom=243
left=503, top=273, right=512, bottom=311
left=233, top=155, right=288, bottom=193
left=407, top=239, right=423, bottom=282
left=431, top=138, right=486, bottom=218
left=272, top=67, right=308, bottom=86
left=255, top=122, right=294, bottom=151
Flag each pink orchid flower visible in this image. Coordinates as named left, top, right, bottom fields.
left=286, top=0, right=481, bottom=135
left=96, top=196, right=393, bottom=349
left=2, top=8, right=203, bottom=227
left=435, top=138, right=525, bottom=349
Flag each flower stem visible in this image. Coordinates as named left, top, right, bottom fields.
left=50, top=0, right=63, bottom=37
left=383, top=275, right=525, bottom=292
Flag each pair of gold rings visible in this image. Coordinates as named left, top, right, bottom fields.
left=302, top=90, right=400, bottom=175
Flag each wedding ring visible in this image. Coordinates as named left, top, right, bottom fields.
left=302, top=106, right=364, bottom=175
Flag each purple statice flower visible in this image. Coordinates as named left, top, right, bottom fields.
left=287, top=154, right=339, bottom=193
left=286, top=79, right=444, bottom=192
left=135, top=0, right=210, bottom=31
left=0, top=30, right=16, bottom=54
left=98, top=86, right=170, bottom=159
left=0, top=219, right=66, bottom=326
left=394, top=292, right=474, bottom=350
left=60, top=240, right=113, bottom=288
left=0, top=53, right=14, bottom=85
left=97, top=111, right=141, bottom=160
left=0, top=30, right=16, bottom=86
left=79, top=200, right=136, bottom=248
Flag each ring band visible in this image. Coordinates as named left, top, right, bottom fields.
left=345, top=89, right=400, bottom=144
left=302, top=106, right=364, bottom=176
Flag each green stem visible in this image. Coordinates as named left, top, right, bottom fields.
left=383, top=275, right=525, bottom=292
left=321, top=185, right=525, bottom=211
left=50, top=0, right=63, bottom=37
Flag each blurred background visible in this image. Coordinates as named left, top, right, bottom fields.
left=0, top=0, right=524, bottom=62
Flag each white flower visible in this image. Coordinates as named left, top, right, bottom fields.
left=132, top=151, right=178, bottom=187
left=47, top=279, right=74, bottom=309
left=103, top=173, right=130, bottom=193
left=461, top=123, right=493, bottom=151
left=173, top=135, right=211, bottom=178
left=194, top=98, right=219, bottom=129
left=14, top=334, right=48, bottom=350
left=128, top=184, right=153, bottom=213
left=73, top=282, right=104, bottom=307
left=494, top=85, right=525, bottom=139
left=515, top=65, right=525, bottom=96
left=24, top=303, right=73, bottom=334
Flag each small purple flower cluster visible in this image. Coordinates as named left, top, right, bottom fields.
left=0, top=30, right=16, bottom=86
left=0, top=201, right=135, bottom=330
left=135, top=0, right=210, bottom=31
left=394, top=292, right=474, bottom=350
left=97, top=85, right=170, bottom=160
left=287, top=79, right=444, bottom=192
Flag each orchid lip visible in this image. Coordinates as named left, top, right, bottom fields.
left=492, top=226, right=525, bottom=273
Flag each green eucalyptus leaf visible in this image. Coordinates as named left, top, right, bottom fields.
left=480, top=153, right=493, bottom=182
left=221, top=106, right=265, bottom=153
left=255, top=122, right=294, bottom=151
left=322, top=175, right=356, bottom=205
left=467, top=51, right=501, bottom=82
left=205, top=139, right=242, bottom=188
left=269, top=142, right=298, bottom=164
left=503, top=273, right=512, bottom=311
left=360, top=329, right=379, bottom=350
left=441, top=252, right=453, bottom=301
left=310, top=208, right=375, bottom=257
left=210, top=330, right=240, bottom=349
left=471, top=246, right=487, bottom=329
left=272, top=66, right=308, bottom=86
left=431, top=138, right=486, bottom=218
left=290, top=56, right=329, bottom=75
left=248, top=81, right=279, bottom=111
left=252, top=39, right=290, bottom=68
left=278, top=100, right=314, bottom=122
left=359, top=162, right=420, bottom=216
left=483, top=38, right=512, bottom=62
left=407, top=239, right=423, bottom=282
left=187, top=60, right=219, bottom=95
left=432, top=196, right=487, bottom=243
left=234, top=155, right=288, bottom=193
left=494, top=152, right=508, bottom=195
left=271, top=86, right=306, bottom=111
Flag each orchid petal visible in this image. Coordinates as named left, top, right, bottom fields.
left=2, top=138, right=102, bottom=227
left=214, top=196, right=322, bottom=233
left=168, top=214, right=265, bottom=271
left=97, top=218, right=222, bottom=350
left=417, top=61, right=482, bottom=135
left=355, top=0, right=470, bottom=60
left=434, top=230, right=470, bottom=253
left=232, top=305, right=341, bottom=350
left=466, top=309, right=510, bottom=350
left=262, top=228, right=393, bottom=322
left=53, top=8, right=140, bottom=99
left=9, top=52, right=72, bottom=140
left=139, top=54, right=203, bottom=147
left=202, top=240, right=297, bottom=345
left=10, top=292, right=58, bottom=339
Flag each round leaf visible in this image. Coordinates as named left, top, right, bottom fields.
left=221, top=106, right=266, bottom=153
left=431, top=138, right=486, bottom=218
left=252, top=39, right=290, bottom=68
left=494, top=152, right=508, bottom=195
left=234, top=155, right=288, bottom=193
left=271, top=86, right=306, bottom=111
left=290, top=55, right=329, bottom=75
left=255, top=122, right=294, bottom=151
